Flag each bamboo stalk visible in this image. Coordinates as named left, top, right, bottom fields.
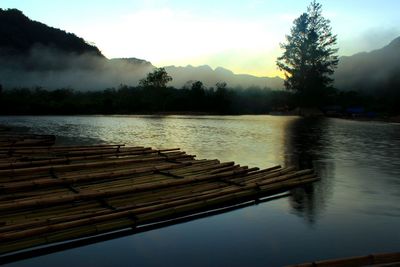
left=0, top=166, right=253, bottom=211
left=0, top=163, right=296, bottom=206
left=286, top=251, right=400, bottom=267
left=0, top=161, right=193, bottom=193
left=0, top=139, right=55, bottom=147
left=0, top=149, right=183, bottom=176
left=0, top=155, right=197, bottom=185
left=6, top=147, right=150, bottom=157
left=0, top=174, right=318, bottom=242
left=0, top=170, right=307, bottom=230
left=0, top=136, right=321, bottom=256
left=3, top=144, right=126, bottom=151
left=0, top=144, right=126, bottom=154
left=0, top=152, right=191, bottom=177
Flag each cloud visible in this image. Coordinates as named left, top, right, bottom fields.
left=72, top=8, right=285, bottom=76
left=338, top=27, right=400, bottom=56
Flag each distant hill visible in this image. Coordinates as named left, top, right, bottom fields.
left=334, top=36, right=400, bottom=95
left=0, top=9, right=154, bottom=89
left=0, top=8, right=284, bottom=90
left=165, top=65, right=284, bottom=89
left=109, top=58, right=153, bottom=68
left=0, top=8, right=102, bottom=57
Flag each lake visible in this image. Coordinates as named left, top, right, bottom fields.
left=0, top=115, right=400, bottom=266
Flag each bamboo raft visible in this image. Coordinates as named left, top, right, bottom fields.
left=0, top=130, right=319, bottom=258
left=287, top=251, right=400, bottom=267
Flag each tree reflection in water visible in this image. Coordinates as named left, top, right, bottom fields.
left=284, top=117, right=335, bottom=225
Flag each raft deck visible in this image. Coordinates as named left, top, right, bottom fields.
left=0, top=130, right=318, bottom=256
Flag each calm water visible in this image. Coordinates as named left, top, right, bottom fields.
left=1, top=115, right=400, bottom=266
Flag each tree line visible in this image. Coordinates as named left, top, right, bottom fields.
left=0, top=80, right=292, bottom=115
left=0, top=81, right=396, bottom=116
left=0, top=2, right=398, bottom=116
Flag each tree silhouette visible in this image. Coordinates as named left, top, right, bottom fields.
left=277, top=1, right=338, bottom=106
left=139, top=67, right=172, bottom=88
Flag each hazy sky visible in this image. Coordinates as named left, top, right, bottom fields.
left=1, top=0, right=400, bottom=77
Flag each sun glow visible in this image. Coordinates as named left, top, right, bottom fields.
left=3, top=0, right=399, bottom=78
left=71, top=8, right=287, bottom=77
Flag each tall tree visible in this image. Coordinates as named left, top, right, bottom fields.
left=277, top=1, right=338, bottom=106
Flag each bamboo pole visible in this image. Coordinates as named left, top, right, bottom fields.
left=0, top=151, right=191, bottom=177
left=0, top=169, right=311, bottom=228
left=0, top=157, right=210, bottom=186
left=0, top=166, right=253, bottom=211
left=0, top=179, right=318, bottom=254
left=0, top=161, right=193, bottom=193
left=0, top=173, right=318, bottom=242
left=286, top=252, right=400, bottom=267
left=0, top=156, right=207, bottom=186
left=1, top=144, right=126, bottom=151
left=0, top=148, right=182, bottom=172
left=0, top=137, right=322, bottom=255
left=6, top=146, right=148, bottom=157
left=0, top=139, right=56, bottom=147
left=0, top=163, right=294, bottom=209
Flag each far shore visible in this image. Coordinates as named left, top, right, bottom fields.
left=1, top=111, right=399, bottom=124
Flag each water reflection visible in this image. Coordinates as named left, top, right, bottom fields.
left=1, top=115, right=400, bottom=267
left=0, top=193, right=290, bottom=265
left=283, top=117, right=335, bottom=224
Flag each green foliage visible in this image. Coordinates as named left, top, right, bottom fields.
left=277, top=1, right=338, bottom=106
left=139, top=68, right=172, bottom=88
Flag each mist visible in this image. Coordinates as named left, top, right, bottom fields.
left=2, top=37, right=400, bottom=94
left=0, top=45, right=154, bottom=90
left=334, top=36, right=400, bottom=95
left=0, top=45, right=284, bottom=91
left=165, top=65, right=284, bottom=89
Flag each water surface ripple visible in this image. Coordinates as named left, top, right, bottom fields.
left=1, top=115, right=399, bottom=267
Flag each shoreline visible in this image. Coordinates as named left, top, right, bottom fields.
left=1, top=112, right=399, bottom=124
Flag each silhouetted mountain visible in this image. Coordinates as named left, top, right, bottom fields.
left=0, top=8, right=284, bottom=90
left=334, top=36, right=400, bottom=95
left=0, top=9, right=154, bottom=89
left=0, top=8, right=102, bottom=57
left=110, top=58, right=153, bottom=68
left=165, top=65, right=284, bottom=89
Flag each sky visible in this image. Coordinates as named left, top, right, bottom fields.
left=1, top=0, right=400, bottom=77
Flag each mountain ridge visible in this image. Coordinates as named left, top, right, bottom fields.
left=0, top=8, right=399, bottom=93
left=0, top=8, right=102, bottom=57
left=333, top=35, right=400, bottom=93
left=163, top=65, right=283, bottom=89
left=0, top=8, right=284, bottom=89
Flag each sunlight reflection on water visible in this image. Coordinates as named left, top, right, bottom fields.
left=1, top=115, right=400, bottom=267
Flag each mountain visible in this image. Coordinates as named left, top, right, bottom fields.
left=165, top=65, right=283, bottom=89
left=0, top=8, right=154, bottom=90
left=334, top=36, right=400, bottom=94
left=0, top=8, right=284, bottom=90
left=0, top=8, right=102, bottom=57
left=109, top=58, right=153, bottom=67
left=1, top=8, right=399, bottom=93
